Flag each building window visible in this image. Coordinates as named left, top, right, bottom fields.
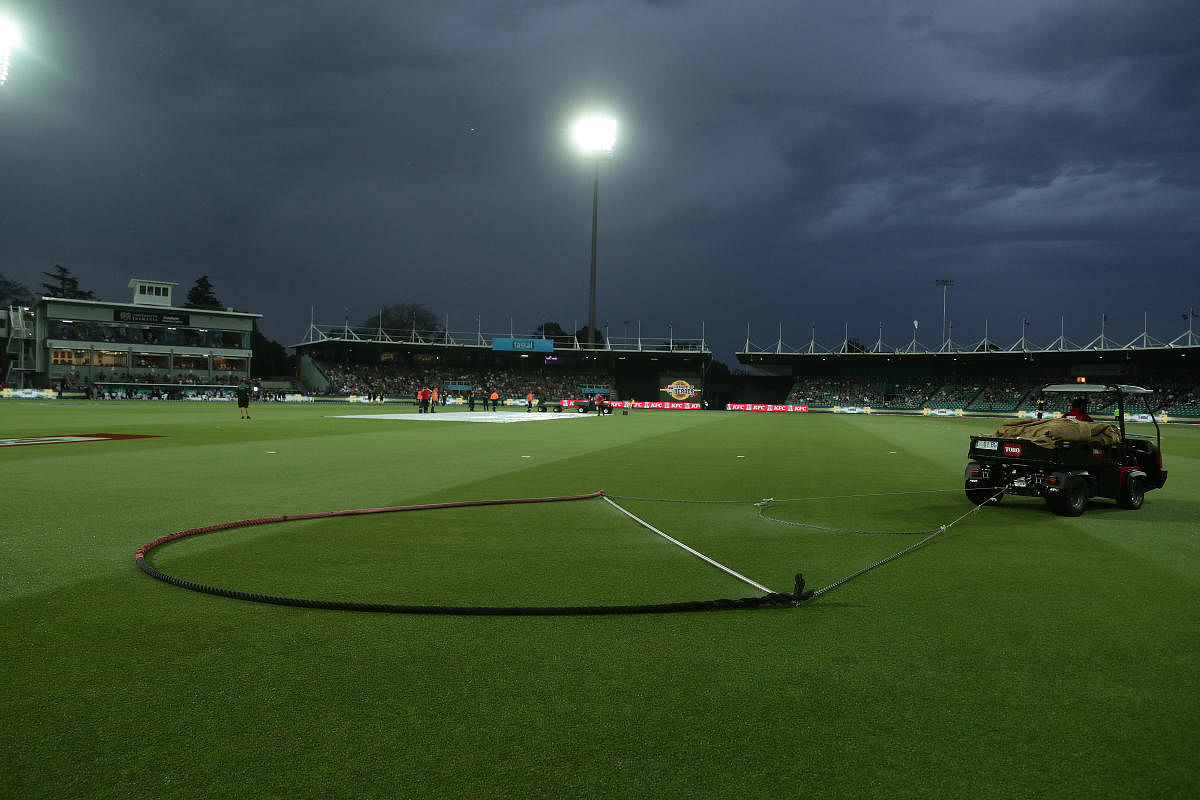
left=95, top=350, right=129, bottom=368
left=175, top=354, right=208, bottom=371
left=51, top=349, right=92, bottom=366
left=134, top=353, right=170, bottom=370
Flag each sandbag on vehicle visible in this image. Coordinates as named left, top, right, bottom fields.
left=993, top=418, right=1121, bottom=448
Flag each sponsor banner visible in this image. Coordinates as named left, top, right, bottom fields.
left=726, top=404, right=810, bottom=413
left=1122, top=412, right=1168, bottom=424
left=1, top=388, right=55, bottom=399
left=491, top=337, right=554, bottom=353
left=113, top=308, right=190, bottom=325
left=833, top=406, right=872, bottom=414
left=561, top=400, right=700, bottom=410
left=637, top=401, right=700, bottom=410
left=283, top=394, right=315, bottom=403
left=922, top=408, right=965, bottom=417
left=1017, top=409, right=1062, bottom=419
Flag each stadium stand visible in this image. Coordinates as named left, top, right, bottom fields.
left=311, top=360, right=613, bottom=404
left=966, top=381, right=1034, bottom=413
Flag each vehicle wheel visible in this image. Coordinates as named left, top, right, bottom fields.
left=1117, top=475, right=1145, bottom=510
left=965, top=486, right=1004, bottom=506
left=1049, top=476, right=1088, bottom=517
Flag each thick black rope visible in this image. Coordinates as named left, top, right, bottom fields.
left=134, top=492, right=808, bottom=615
left=134, top=556, right=805, bottom=614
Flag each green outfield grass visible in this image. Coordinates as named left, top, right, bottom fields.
left=2, top=401, right=1198, bottom=799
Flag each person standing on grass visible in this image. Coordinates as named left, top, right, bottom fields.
left=236, top=381, right=251, bottom=419
left=430, top=386, right=439, bottom=413
left=490, top=390, right=500, bottom=411
left=526, top=390, right=534, bottom=412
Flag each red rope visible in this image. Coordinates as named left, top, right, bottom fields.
left=133, top=490, right=605, bottom=562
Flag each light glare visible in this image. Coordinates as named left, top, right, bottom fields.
left=572, top=116, right=617, bottom=156
left=0, top=17, right=18, bottom=86
left=0, top=18, right=19, bottom=49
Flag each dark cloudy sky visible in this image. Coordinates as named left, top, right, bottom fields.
left=2, top=0, right=1198, bottom=363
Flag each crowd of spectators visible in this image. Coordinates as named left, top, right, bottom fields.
left=314, top=361, right=612, bottom=402
left=1146, top=379, right=1200, bottom=415
left=925, top=384, right=982, bottom=408
left=82, top=371, right=247, bottom=386
left=785, top=378, right=1047, bottom=410
left=969, top=382, right=1032, bottom=412
left=785, top=379, right=936, bottom=409
left=786, top=378, right=875, bottom=406
left=783, top=377, right=1200, bottom=414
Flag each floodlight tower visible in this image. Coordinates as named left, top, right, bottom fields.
left=936, top=279, right=955, bottom=351
left=0, top=17, right=20, bottom=87
left=572, top=114, right=617, bottom=349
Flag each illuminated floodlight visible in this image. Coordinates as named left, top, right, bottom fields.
left=570, top=113, right=618, bottom=349
left=0, top=18, right=18, bottom=48
left=571, top=115, right=617, bottom=157
left=0, top=17, right=20, bottom=87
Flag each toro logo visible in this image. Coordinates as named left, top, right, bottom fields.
left=1003, top=443, right=1022, bottom=457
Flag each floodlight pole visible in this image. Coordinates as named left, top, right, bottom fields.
left=936, top=279, right=954, bottom=352
left=573, top=115, right=615, bottom=350
left=587, top=158, right=600, bottom=349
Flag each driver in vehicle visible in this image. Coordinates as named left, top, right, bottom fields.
left=1063, top=397, right=1094, bottom=422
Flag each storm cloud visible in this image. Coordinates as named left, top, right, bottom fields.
left=2, top=0, right=1197, bottom=359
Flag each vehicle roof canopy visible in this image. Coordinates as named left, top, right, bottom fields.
left=1040, top=383, right=1153, bottom=395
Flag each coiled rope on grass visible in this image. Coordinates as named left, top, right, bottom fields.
left=134, top=491, right=806, bottom=615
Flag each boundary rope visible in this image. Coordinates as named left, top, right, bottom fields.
left=601, top=495, right=776, bottom=594
left=609, top=486, right=1004, bottom=599
left=134, top=491, right=805, bottom=615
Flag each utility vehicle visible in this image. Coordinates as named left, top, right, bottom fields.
left=964, top=383, right=1167, bottom=516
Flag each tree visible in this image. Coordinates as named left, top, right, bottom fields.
left=0, top=273, right=35, bottom=307
left=185, top=275, right=225, bottom=310
left=573, top=324, right=603, bottom=347
left=251, top=321, right=294, bottom=378
left=533, top=321, right=572, bottom=345
left=41, top=265, right=96, bottom=300
left=360, top=303, right=442, bottom=336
